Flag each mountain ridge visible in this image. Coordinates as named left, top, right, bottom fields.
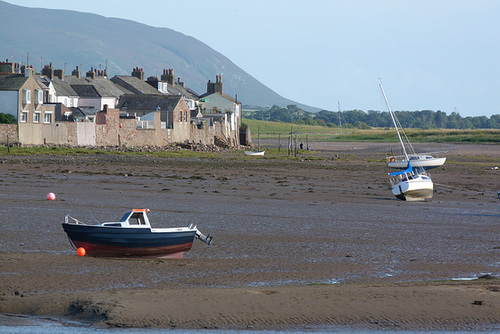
left=0, top=0, right=320, bottom=111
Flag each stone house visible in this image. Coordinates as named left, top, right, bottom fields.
left=0, top=64, right=60, bottom=145
left=198, top=74, right=242, bottom=146
left=145, top=68, right=200, bottom=111
left=116, top=94, right=195, bottom=144
left=65, top=70, right=122, bottom=111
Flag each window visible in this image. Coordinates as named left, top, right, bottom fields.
left=33, top=112, right=40, bottom=123
left=20, top=111, right=28, bottom=123
left=35, top=90, right=43, bottom=104
left=23, top=89, right=31, bottom=104
left=129, top=213, right=144, bottom=225
left=184, top=111, right=187, bottom=122
left=179, top=112, right=182, bottom=122
left=43, top=112, right=53, bottom=124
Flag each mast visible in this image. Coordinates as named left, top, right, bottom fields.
left=257, top=126, right=260, bottom=151
left=338, top=101, right=342, bottom=136
left=379, top=83, right=409, bottom=160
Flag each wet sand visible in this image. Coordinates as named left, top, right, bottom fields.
left=0, top=142, right=499, bottom=330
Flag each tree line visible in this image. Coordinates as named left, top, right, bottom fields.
left=244, top=105, right=500, bottom=129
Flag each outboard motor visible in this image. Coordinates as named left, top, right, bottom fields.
left=195, top=230, right=213, bottom=245
left=187, top=223, right=213, bottom=245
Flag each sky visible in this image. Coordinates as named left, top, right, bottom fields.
left=6, top=0, right=500, bottom=117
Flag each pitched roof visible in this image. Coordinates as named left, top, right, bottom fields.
left=0, top=74, right=28, bottom=90
left=197, top=92, right=238, bottom=113
left=33, top=75, right=51, bottom=89
left=51, top=77, right=78, bottom=96
left=111, top=76, right=163, bottom=95
left=64, top=76, right=123, bottom=98
left=168, top=82, right=200, bottom=100
left=88, top=77, right=124, bottom=98
left=69, top=106, right=96, bottom=119
left=71, top=84, right=100, bottom=98
left=117, top=94, right=183, bottom=112
left=199, top=91, right=238, bottom=103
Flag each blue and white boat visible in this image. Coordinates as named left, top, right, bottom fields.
left=62, top=209, right=212, bottom=258
left=380, top=83, right=434, bottom=201
left=387, top=153, right=446, bottom=170
left=388, top=161, right=433, bottom=201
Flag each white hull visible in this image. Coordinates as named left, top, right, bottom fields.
left=244, top=151, right=265, bottom=156
left=387, top=155, right=446, bottom=170
left=391, top=174, right=433, bottom=201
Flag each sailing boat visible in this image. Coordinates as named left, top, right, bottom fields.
left=379, top=83, right=433, bottom=201
left=386, top=153, right=446, bottom=170
left=244, top=126, right=265, bottom=156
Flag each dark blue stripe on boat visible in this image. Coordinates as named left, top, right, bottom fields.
left=62, top=223, right=196, bottom=248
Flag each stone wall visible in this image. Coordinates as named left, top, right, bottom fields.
left=191, top=121, right=213, bottom=145
left=3, top=103, right=220, bottom=148
left=96, top=108, right=167, bottom=147
left=0, top=124, right=18, bottom=144
left=95, top=108, right=121, bottom=146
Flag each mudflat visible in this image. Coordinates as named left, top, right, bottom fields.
left=0, top=142, right=499, bottom=330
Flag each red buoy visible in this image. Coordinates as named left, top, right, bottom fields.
left=77, top=247, right=86, bottom=257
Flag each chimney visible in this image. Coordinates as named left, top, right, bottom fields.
left=0, top=60, right=15, bottom=74
left=41, top=64, right=54, bottom=79
left=54, top=69, right=65, bottom=80
left=207, top=74, right=223, bottom=94
left=86, top=67, right=96, bottom=79
left=96, top=70, right=106, bottom=78
left=72, top=66, right=81, bottom=78
left=177, top=77, right=185, bottom=87
left=131, top=67, right=145, bottom=81
left=160, top=68, right=175, bottom=86
left=24, top=65, right=33, bottom=77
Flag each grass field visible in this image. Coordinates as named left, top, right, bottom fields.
left=0, top=120, right=498, bottom=157
left=0, top=146, right=217, bottom=158
left=243, top=119, right=500, bottom=143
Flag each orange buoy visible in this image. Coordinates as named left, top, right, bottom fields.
left=47, top=192, right=56, bottom=200
left=77, top=247, right=86, bottom=257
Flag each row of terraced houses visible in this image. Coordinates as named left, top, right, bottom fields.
left=0, top=59, right=248, bottom=148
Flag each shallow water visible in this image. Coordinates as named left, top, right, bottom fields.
left=1, top=315, right=499, bottom=334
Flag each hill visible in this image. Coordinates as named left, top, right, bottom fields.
left=0, top=1, right=319, bottom=111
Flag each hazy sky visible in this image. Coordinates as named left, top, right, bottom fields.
left=6, top=0, right=500, bottom=117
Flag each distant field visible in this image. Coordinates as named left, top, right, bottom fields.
left=243, top=119, right=500, bottom=143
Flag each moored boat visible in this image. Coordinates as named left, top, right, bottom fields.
left=387, top=153, right=446, bottom=170
left=62, top=209, right=212, bottom=258
left=245, top=126, right=265, bottom=156
left=389, top=162, right=434, bottom=201
left=244, top=150, right=265, bottom=156
left=380, top=82, right=434, bottom=201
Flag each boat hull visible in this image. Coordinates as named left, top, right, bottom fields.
left=70, top=240, right=193, bottom=258
left=392, top=177, right=433, bottom=201
left=62, top=223, right=197, bottom=258
left=244, top=151, right=265, bottom=156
